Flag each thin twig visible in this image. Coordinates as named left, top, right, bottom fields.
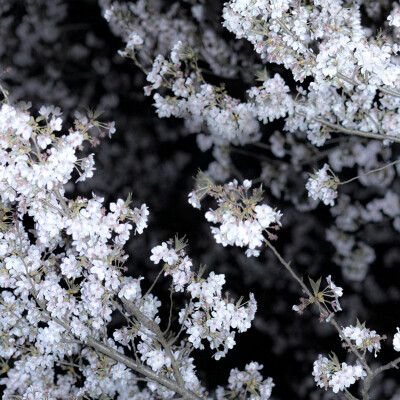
left=170, top=300, right=193, bottom=346
left=143, top=266, right=165, bottom=299
left=121, top=298, right=187, bottom=390
left=164, top=285, right=175, bottom=335
left=264, top=239, right=373, bottom=375
left=339, top=160, right=400, bottom=185
left=295, top=111, right=400, bottom=144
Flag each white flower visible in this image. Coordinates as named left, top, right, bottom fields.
left=188, top=191, right=201, bottom=209
left=255, top=204, right=278, bottom=228
left=388, top=8, right=400, bottom=27
left=150, top=242, right=169, bottom=264
left=145, top=349, right=171, bottom=372
left=118, top=278, right=143, bottom=302
left=170, top=40, right=184, bottom=64
left=126, top=32, right=143, bottom=50
left=49, top=116, right=62, bottom=131
left=393, top=328, right=400, bottom=351
left=306, top=164, right=338, bottom=206
left=243, top=179, right=252, bottom=189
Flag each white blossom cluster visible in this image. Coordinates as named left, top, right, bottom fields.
left=388, top=3, right=400, bottom=29
left=150, top=239, right=259, bottom=360
left=0, top=99, right=274, bottom=399
left=207, top=203, right=280, bottom=257
left=103, top=0, right=252, bottom=157
left=101, top=1, right=266, bottom=183
left=306, top=163, right=339, bottom=206
left=189, top=176, right=282, bottom=257
left=5, top=0, right=400, bottom=397
left=0, top=102, right=160, bottom=398
left=150, top=240, right=191, bottom=292
left=183, top=273, right=257, bottom=360
left=216, top=362, right=274, bottom=400
left=342, top=324, right=384, bottom=357
left=393, top=328, right=400, bottom=352
left=313, top=355, right=366, bottom=394
left=145, top=42, right=261, bottom=147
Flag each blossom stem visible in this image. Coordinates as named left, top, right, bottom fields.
left=143, top=266, right=165, bottom=298
left=171, top=299, right=193, bottom=346
left=379, top=87, right=400, bottom=98
left=164, top=285, right=175, bottom=335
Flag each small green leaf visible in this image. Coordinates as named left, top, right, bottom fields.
left=197, top=264, right=208, bottom=279
left=194, top=169, right=213, bottom=199
left=255, top=68, right=269, bottom=82
left=174, top=234, right=188, bottom=252
left=308, top=276, right=322, bottom=294
left=236, top=296, right=244, bottom=308
left=329, top=352, right=340, bottom=366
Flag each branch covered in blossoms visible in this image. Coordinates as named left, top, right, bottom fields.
left=0, top=89, right=275, bottom=399
left=189, top=172, right=400, bottom=399
left=3, top=0, right=400, bottom=398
